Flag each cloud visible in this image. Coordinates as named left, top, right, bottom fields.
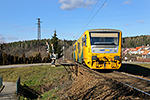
left=136, top=20, right=145, bottom=23
left=8, top=36, right=19, bottom=40
left=122, top=0, right=132, bottom=5
left=126, top=24, right=132, bottom=26
left=0, top=33, right=21, bottom=43
left=58, top=0, right=97, bottom=10
left=123, top=24, right=132, bottom=26
left=0, top=34, right=6, bottom=43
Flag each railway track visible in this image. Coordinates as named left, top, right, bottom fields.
left=111, top=71, right=150, bottom=95
left=59, top=59, right=150, bottom=99
left=81, top=64, right=150, bottom=98
left=61, top=46, right=150, bottom=99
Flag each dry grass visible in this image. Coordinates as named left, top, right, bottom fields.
left=0, top=65, right=71, bottom=99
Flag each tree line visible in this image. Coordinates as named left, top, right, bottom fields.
left=0, top=33, right=75, bottom=59
left=123, top=35, right=150, bottom=48
left=0, top=30, right=76, bottom=65
left=0, top=52, right=51, bottom=65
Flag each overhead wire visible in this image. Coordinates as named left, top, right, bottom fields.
left=80, top=0, right=100, bottom=30
left=76, top=0, right=108, bottom=38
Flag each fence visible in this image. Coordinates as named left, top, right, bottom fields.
left=0, top=75, right=3, bottom=88
left=16, top=75, right=20, bottom=94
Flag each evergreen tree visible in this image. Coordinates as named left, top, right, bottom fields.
left=8, top=54, right=11, bottom=64
left=43, top=56, right=48, bottom=63
left=2, top=52, right=8, bottom=65
left=0, top=53, right=2, bottom=65
left=34, top=53, right=38, bottom=63
left=14, top=54, right=19, bottom=64
left=0, top=43, right=5, bottom=51
left=50, top=30, right=62, bottom=58
left=26, top=58, right=29, bottom=64
left=29, top=55, right=34, bottom=64
left=22, top=53, right=26, bottom=64
left=36, top=52, right=42, bottom=63
left=28, top=56, right=31, bottom=64
left=11, top=55, right=14, bottom=64
left=34, top=53, right=42, bottom=63
left=19, top=57, right=22, bottom=64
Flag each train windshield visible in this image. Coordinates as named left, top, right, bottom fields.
left=90, top=33, right=119, bottom=46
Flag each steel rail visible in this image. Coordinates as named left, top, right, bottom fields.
left=119, top=71, right=150, bottom=82
left=112, top=71, right=150, bottom=97
left=63, top=59, right=150, bottom=98
left=80, top=64, right=150, bottom=97
left=120, top=81, right=150, bottom=96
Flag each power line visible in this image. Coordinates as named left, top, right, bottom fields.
left=81, top=0, right=100, bottom=29
left=77, top=0, right=108, bottom=38
left=81, top=0, right=108, bottom=33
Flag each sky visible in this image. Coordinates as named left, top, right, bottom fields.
left=0, top=0, right=149, bottom=43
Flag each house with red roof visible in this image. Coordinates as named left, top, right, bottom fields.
left=128, top=48, right=138, bottom=55
left=128, top=46, right=145, bottom=55
left=122, top=48, right=129, bottom=54
left=142, top=50, right=150, bottom=58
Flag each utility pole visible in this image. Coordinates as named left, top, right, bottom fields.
left=37, top=18, right=42, bottom=52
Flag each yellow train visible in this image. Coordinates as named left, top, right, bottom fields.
left=73, top=29, right=122, bottom=69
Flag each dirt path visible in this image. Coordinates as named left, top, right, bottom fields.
left=0, top=82, right=17, bottom=100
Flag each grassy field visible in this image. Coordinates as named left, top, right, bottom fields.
left=0, top=65, right=72, bottom=99
left=119, top=63, right=150, bottom=77
left=132, top=63, right=150, bottom=69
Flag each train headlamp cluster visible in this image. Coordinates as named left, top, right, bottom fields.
left=114, top=56, right=120, bottom=60
left=92, top=56, right=97, bottom=60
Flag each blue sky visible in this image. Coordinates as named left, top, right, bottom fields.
left=0, top=0, right=149, bottom=43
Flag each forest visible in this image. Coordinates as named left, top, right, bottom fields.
left=0, top=34, right=150, bottom=65
left=0, top=32, right=76, bottom=65
left=123, top=35, right=150, bottom=48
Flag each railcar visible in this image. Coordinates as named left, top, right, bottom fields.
left=73, top=29, right=122, bottom=69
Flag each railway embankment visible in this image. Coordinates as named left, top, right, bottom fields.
left=58, top=63, right=150, bottom=100
left=1, top=62, right=150, bottom=99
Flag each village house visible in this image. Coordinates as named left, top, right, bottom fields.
left=142, top=50, right=150, bottom=58
left=123, top=45, right=150, bottom=59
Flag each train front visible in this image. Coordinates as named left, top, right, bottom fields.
left=89, top=29, right=122, bottom=69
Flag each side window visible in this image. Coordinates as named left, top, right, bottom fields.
left=74, top=45, right=76, bottom=51
left=85, top=35, right=87, bottom=46
left=82, top=36, right=84, bottom=47
left=78, top=42, right=80, bottom=53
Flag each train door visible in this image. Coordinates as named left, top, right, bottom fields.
left=83, top=34, right=88, bottom=64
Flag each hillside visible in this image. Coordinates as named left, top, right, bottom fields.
left=0, top=39, right=75, bottom=58
left=123, top=35, right=150, bottom=48
left=1, top=35, right=150, bottom=58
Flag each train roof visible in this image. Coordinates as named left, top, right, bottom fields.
left=88, top=29, right=121, bottom=33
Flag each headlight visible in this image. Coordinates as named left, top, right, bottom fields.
left=92, top=56, right=97, bottom=60
left=114, top=56, right=120, bottom=60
